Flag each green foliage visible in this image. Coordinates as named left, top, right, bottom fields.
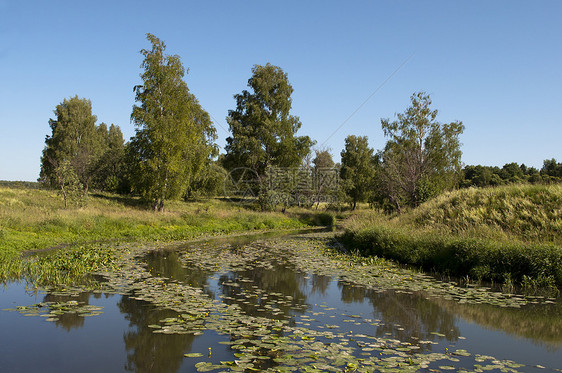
left=377, top=92, right=464, bottom=211
left=311, top=149, right=337, bottom=209
left=460, top=163, right=543, bottom=188
left=224, top=63, right=314, bottom=179
left=53, top=159, right=84, bottom=208
left=297, top=212, right=336, bottom=227
left=312, top=148, right=335, bottom=169
left=39, top=96, right=128, bottom=197
left=341, top=224, right=562, bottom=287
left=0, top=181, right=41, bottom=189
left=541, top=158, right=562, bottom=182
left=459, top=159, right=562, bottom=188
left=0, top=244, right=117, bottom=285
left=414, top=175, right=439, bottom=205
left=40, top=96, right=108, bottom=191
left=184, top=162, right=228, bottom=199
left=128, top=34, right=217, bottom=211
left=339, top=135, right=375, bottom=210
left=91, top=124, right=126, bottom=192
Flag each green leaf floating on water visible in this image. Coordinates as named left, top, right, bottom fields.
left=452, top=349, right=471, bottom=357
left=184, top=352, right=204, bottom=358
left=194, top=361, right=219, bottom=372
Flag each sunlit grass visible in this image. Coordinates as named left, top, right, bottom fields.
left=341, top=184, right=562, bottom=288
left=0, top=187, right=311, bottom=259
left=407, top=184, right=562, bottom=244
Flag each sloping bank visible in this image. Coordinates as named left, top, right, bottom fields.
left=339, top=184, right=562, bottom=288
left=0, top=187, right=337, bottom=259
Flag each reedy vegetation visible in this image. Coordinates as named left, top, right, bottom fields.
left=341, top=184, right=562, bottom=288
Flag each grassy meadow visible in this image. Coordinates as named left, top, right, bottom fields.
left=341, top=184, right=562, bottom=288
left=0, top=186, right=332, bottom=260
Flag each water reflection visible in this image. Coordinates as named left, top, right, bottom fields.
left=217, top=257, right=309, bottom=321
left=146, top=243, right=311, bottom=322
left=435, top=297, right=562, bottom=350
left=42, top=291, right=106, bottom=331
left=310, top=273, right=331, bottom=296
left=337, top=281, right=460, bottom=352
left=118, top=295, right=198, bottom=373
left=146, top=250, right=213, bottom=297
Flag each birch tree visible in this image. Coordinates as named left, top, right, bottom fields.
left=129, top=34, right=216, bottom=211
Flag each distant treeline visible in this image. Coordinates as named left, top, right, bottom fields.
left=460, top=159, right=562, bottom=188
left=0, top=181, right=41, bottom=189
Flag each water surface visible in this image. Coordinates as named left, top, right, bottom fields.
left=1, top=234, right=561, bottom=372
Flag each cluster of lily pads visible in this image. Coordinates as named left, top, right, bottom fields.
left=272, top=236, right=559, bottom=308
left=4, top=299, right=103, bottom=322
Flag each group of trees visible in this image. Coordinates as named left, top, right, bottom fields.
left=40, top=34, right=218, bottom=210
left=39, top=33, right=560, bottom=212
left=339, top=92, right=464, bottom=212
left=40, top=34, right=315, bottom=211
left=460, top=159, right=562, bottom=188
left=39, top=96, right=125, bottom=207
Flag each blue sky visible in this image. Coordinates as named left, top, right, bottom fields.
left=1, top=0, right=561, bottom=181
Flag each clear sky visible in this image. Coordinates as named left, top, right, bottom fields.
left=1, top=0, right=561, bottom=181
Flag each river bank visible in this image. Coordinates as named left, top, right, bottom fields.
left=0, top=186, right=336, bottom=259
left=340, top=184, right=562, bottom=289
left=0, top=185, right=337, bottom=284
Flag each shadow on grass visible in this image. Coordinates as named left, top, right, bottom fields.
left=89, top=193, right=151, bottom=210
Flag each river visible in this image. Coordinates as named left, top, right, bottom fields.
left=1, top=232, right=560, bottom=372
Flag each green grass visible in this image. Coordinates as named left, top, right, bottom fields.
left=407, top=184, right=562, bottom=243
left=0, top=243, right=117, bottom=285
left=0, top=187, right=321, bottom=260
left=341, top=184, right=562, bottom=288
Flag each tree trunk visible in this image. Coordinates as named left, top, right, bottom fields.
left=62, top=187, right=68, bottom=209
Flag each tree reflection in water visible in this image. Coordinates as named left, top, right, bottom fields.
left=42, top=291, right=111, bottom=331
left=338, top=281, right=460, bottom=350
left=118, top=295, right=198, bottom=373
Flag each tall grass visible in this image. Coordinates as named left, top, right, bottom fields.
left=0, top=244, right=117, bottom=285
left=341, top=184, right=562, bottom=287
left=408, top=184, right=562, bottom=244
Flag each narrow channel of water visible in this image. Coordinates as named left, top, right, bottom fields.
left=1, top=234, right=561, bottom=372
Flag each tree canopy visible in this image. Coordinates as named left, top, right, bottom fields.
left=128, top=33, right=217, bottom=211
left=340, top=135, right=375, bottom=210
left=39, top=95, right=109, bottom=193
left=378, top=92, right=464, bottom=210
left=91, top=123, right=126, bottom=192
left=313, top=148, right=335, bottom=170
left=224, top=63, right=314, bottom=177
